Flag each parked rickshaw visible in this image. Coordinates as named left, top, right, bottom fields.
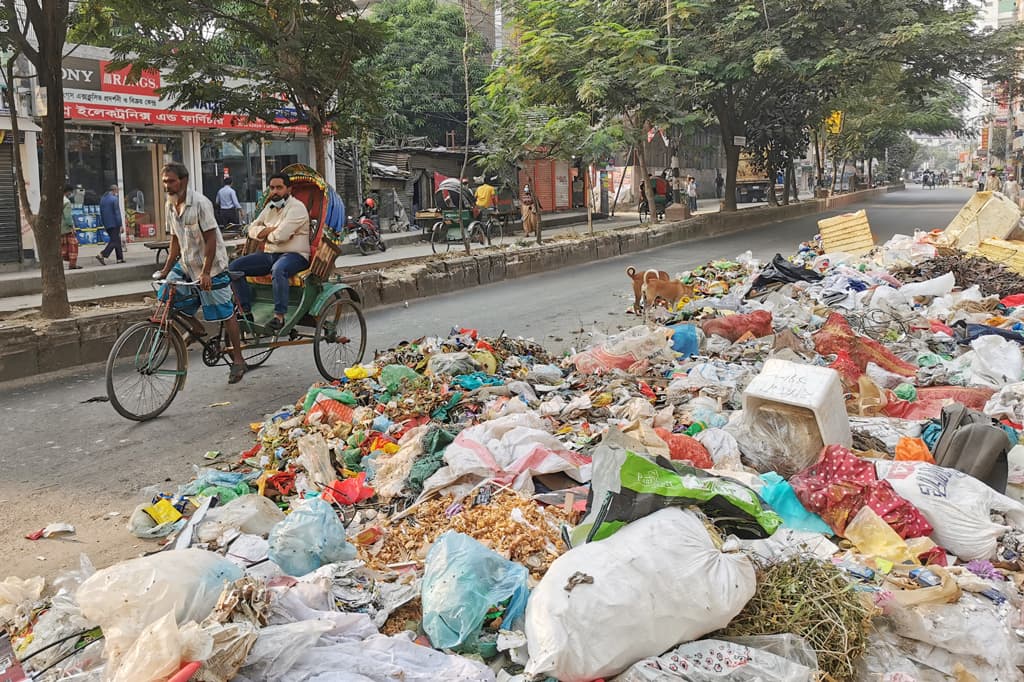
left=105, top=164, right=367, bottom=421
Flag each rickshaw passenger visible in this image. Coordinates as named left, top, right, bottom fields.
left=230, top=173, right=310, bottom=331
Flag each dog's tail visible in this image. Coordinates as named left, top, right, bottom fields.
left=626, top=266, right=636, bottom=278
left=644, top=269, right=660, bottom=282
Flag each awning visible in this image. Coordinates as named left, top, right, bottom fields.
left=0, top=116, right=42, bottom=132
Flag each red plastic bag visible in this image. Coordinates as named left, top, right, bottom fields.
left=790, top=445, right=933, bottom=538
left=813, top=312, right=917, bottom=376
left=1001, top=293, right=1024, bottom=308
left=882, top=386, right=994, bottom=420
left=828, top=348, right=863, bottom=388
left=305, top=395, right=355, bottom=425
left=322, top=472, right=375, bottom=505
left=700, top=310, right=773, bottom=343
left=655, top=428, right=713, bottom=468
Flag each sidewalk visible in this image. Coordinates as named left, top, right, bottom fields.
left=0, top=197, right=737, bottom=314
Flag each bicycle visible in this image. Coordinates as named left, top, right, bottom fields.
left=105, top=273, right=366, bottom=421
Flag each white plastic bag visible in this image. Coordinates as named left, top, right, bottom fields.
left=524, top=508, right=756, bottom=682
left=984, top=381, right=1024, bottom=424
left=875, top=460, right=1024, bottom=560
left=196, top=494, right=285, bottom=543
left=76, top=549, right=241, bottom=668
left=109, top=612, right=212, bottom=682
left=612, top=635, right=817, bottom=681
left=0, top=575, right=44, bottom=630
left=422, top=411, right=591, bottom=497
left=969, top=335, right=1023, bottom=387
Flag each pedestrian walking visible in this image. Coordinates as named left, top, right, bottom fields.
left=61, top=184, right=82, bottom=270
left=215, top=177, right=243, bottom=226
left=714, top=170, right=724, bottom=199
left=686, top=176, right=698, bottom=212
left=96, top=184, right=124, bottom=265
left=988, top=169, right=1002, bottom=194
left=1003, top=173, right=1021, bottom=207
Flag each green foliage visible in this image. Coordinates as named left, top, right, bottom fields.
left=75, top=0, right=389, bottom=171
left=370, top=0, right=489, bottom=145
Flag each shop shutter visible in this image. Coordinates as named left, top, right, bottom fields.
left=0, top=138, right=21, bottom=263
left=529, top=160, right=554, bottom=212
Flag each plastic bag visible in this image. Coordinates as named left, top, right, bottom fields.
left=984, top=381, right=1024, bottom=424
left=426, top=352, right=479, bottom=376
left=422, top=411, right=592, bottom=498
left=109, top=612, right=212, bottom=682
left=813, top=312, right=918, bottom=376
left=790, top=445, right=933, bottom=538
left=613, top=634, right=817, bottom=681
left=381, top=364, right=421, bottom=393
left=525, top=508, right=757, bottom=682
left=267, top=497, right=356, bottom=576
left=726, top=404, right=823, bottom=478
left=0, top=575, right=44, bottom=630
left=421, top=531, right=529, bottom=650
left=758, top=472, right=832, bottom=535
left=76, top=549, right=241, bottom=667
left=668, top=323, right=703, bottom=357
left=748, top=253, right=823, bottom=293
left=525, top=363, right=564, bottom=385
left=572, top=325, right=674, bottom=374
left=654, top=428, right=712, bottom=467
left=571, top=430, right=781, bottom=546
left=969, top=335, right=1023, bottom=387
left=875, top=459, right=1024, bottom=560
left=302, top=386, right=357, bottom=412
left=700, top=310, right=773, bottom=343
left=843, top=506, right=916, bottom=563
left=894, top=437, right=934, bottom=463
left=883, top=385, right=994, bottom=420
left=196, top=494, right=285, bottom=543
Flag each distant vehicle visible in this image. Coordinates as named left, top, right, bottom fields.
left=952, top=172, right=963, bottom=184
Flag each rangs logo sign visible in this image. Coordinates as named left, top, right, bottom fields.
left=62, top=56, right=161, bottom=96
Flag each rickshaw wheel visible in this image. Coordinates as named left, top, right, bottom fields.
left=313, top=296, right=367, bottom=381
left=430, top=222, right=448, bottom=254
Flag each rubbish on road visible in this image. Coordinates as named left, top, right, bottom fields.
left=817, top=209, right=875, bottom=255
left=8, top=194, right=1024, bottom=681
left=24, top=523, right=76, bottom=541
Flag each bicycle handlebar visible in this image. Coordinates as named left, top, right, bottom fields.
left=151, top=271, right=201, bottom=286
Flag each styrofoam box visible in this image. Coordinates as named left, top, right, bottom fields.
left=743, top=358, right=852, bottom=448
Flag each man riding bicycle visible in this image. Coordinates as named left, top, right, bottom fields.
left=156, top=162, right=247, bottom=384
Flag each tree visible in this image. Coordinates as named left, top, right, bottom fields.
left=0, top=0, right=72, bottom=318
left=480, top=0, right=693, bottom=224
left=371, top=0, right=489, bottom=146
left=76, top=0, right=389, bottom=174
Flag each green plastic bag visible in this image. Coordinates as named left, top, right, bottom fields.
left=302, top=387, right=357, bottom=412
left=893, top=383, right=917, bottom=401
left=570, top=430, right=782, bottom=546
left=381, top=364, right=421, bottom=394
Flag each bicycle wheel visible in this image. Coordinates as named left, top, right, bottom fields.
left=105, top=321, right=187, bottom=421
left=239, top=318, right=273, bottom=367
left=468, top=221, right=487, bottom=246
left=430, top=222, right=450, bottom=254
left=489, top=217, right=505, bottom=246
left=313, top=296, right=367, bottom=381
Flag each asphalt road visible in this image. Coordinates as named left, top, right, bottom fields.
left=1, top=185, right=972, bottom=579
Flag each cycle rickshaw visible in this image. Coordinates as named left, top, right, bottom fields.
left=428, top=178, right=504, bottom=253
left=105, top=164, right=367, bottom=421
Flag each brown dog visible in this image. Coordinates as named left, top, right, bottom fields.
left=627, top=266, right=670, bottom=313
left=641, top=272, right=695, bottom=318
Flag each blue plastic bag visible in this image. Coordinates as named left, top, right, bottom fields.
left=669, top=324, right=701, bottom=357
left=759, top=472, right=833, bottom=535
left=422, top=531, right=529, bottom=649
left=268, top=497, right=356, bottom=576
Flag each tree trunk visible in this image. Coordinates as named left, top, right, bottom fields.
left=636, top=133, right=655, bottom=224
left=867, top=158, right=873, bottom=188
left=767, top=168, right=779, bottom=206
left=812, top=128, right=823, bottom=189
left=311, top=123, right=327, bottom=176
left=839, top=159, right=848, bottom=193
left=459, top=0, right=472, bottom=253
left=712, top=95, right=740, bottom=212
left=36, top=2, right=71, bottom=319
left=781, top=164, right=790, bottom=206
left=786, top=158, right=798, bottom=202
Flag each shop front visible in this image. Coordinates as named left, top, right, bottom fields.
left=56, top=46, right=317, bottom=241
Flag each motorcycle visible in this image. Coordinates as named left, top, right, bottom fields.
left=345, top=213, right=387, bottom=255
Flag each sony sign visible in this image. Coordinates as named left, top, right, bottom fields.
left=61, top=56, right=101, bottom=92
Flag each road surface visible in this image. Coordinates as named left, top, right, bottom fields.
left=0, top=185, right=971, bottom=579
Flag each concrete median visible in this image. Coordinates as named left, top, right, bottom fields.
left=0, top=186, right=902, bottom=383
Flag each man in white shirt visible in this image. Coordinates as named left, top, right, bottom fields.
left=156, top=162, right=247, bottom=383
left=215, top=177, right=242, bottom=226
left=1003, top=174, right=1021, bottom=207
left=229, top=173, right=310, bottom=331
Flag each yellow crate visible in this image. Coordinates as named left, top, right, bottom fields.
left=817, top=209, right=875, bottom=255
left=975, top=238, right=1024, bottom=274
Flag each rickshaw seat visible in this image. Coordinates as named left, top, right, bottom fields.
left=245, top=269, right=312, bottom=287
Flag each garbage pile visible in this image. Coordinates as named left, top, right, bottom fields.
left=5, top=229, right=1024, bottom=681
